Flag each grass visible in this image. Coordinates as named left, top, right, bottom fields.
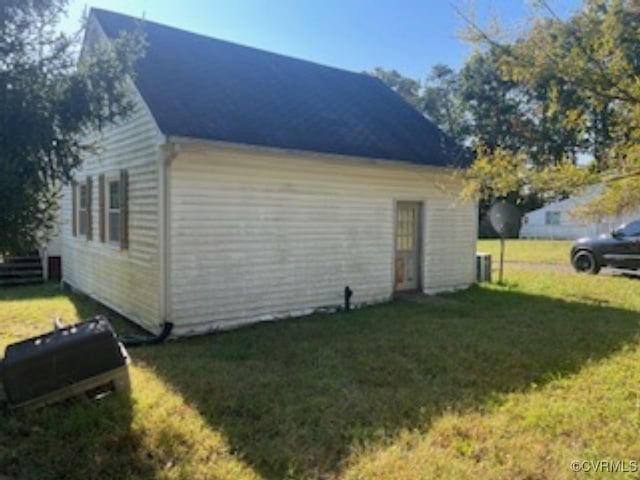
left=1, top=258, right=640, bottom=479
left=477, top=239, right=574, bottom=265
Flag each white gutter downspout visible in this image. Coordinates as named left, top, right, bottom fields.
left=159, top=141, right=180, bottom=331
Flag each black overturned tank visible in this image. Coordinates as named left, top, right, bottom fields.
left=1, top=315, right=129, bottom=408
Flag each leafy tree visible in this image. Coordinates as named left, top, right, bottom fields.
left=368, top=67, right=422, bottom=109
left=458, top=48, right=523, bottom=153
left=422, top=64, right=466, bottom=141
left=460, top=0, right=640, bottom=217
left=369, top=65, right=469, bottom=146
left=0, top=0, right=145, bottom=253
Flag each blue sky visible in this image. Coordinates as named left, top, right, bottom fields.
left=61, top=1, right=582, bottom=81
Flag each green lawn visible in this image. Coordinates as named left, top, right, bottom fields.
left=1, top=265, right=640, bottom=479
left=477, top=239, right=573, bottom=265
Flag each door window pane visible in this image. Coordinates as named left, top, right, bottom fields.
left=396, top=206, right=416, bottom=251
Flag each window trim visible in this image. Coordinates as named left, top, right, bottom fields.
left=104, top=173, right=122, bottom=247
left=77, top=181, right=89, bottom=237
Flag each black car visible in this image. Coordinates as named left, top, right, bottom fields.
left=571, top=219, right=640, bottom=274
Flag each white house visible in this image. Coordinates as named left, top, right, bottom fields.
left=520, top=187, right=640, bottom=240
left=41, top=220, right=62, bottom=281
left=61, top=9, right=477, bottom=336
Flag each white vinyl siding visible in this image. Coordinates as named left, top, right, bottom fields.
left=168, top=145, right=477, bottom=335
left=61, top=16, right=164, bottom=331
left=61, top=89, right=164, bottom=331
left=45, top=225, right=62, bottom=257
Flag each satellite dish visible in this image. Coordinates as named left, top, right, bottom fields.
left=487, top=201, right=522, bottom=284
left=488, top=202, right=522, bottom=239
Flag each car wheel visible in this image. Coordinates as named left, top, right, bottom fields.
left=572, top=250, right=601, bottom=274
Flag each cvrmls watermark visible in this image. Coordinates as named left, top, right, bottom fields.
left=571, top=460, right=638, bottom=473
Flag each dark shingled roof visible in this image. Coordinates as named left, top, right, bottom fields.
left=92, top=8, right=467, bottom=167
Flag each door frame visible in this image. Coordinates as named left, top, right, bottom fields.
left=392, top=200, right=424, bottom=293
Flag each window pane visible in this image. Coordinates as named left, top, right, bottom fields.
left=109, top=212, right=120, bottom=242
left=109, top=181, right=120, bottom=209
left=396, top=207, right=417, bottom=251
left=79, top=185, right=87, bottom=208
left=622, top=220, right=640, bottom=237
left=405, top=231, right=413, bottom=250
left=79, top=211, right=88, bottom=235
left=545, top=211, right=561, bottom=225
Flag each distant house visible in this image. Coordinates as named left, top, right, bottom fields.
left=42, top=220, right=62, bottom=281
left=520, top=187, right=640, bottom=240
left=61, top=9, right=477, bottom=336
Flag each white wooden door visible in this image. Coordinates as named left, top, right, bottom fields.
left=394, top=202, right=420, bottom=291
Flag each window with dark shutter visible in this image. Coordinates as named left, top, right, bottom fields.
left=99, top=174, right=106, bottom=242
left=71, top=182, right=77, bottom=237
left=107, top=178, right=121, bottom=243
left=86, top=176, right=93, bottom=240
left=119, top=169, right=129, bottom=250
left=78, top=183, right=88, bottom=236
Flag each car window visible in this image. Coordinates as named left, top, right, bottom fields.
left=620, top=220, right=640, bottom=237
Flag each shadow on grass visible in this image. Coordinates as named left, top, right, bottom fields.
left=608, top=269, right=640, bottom=280
left=0, top=283, right=152, bottom=480
left=117, top=285, right=639, bottom=479
left=0, top=282, right=64, bottom=301
left=4, top=283, right=639, bottom=478
left=1, top=393, right=157, bottom=480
